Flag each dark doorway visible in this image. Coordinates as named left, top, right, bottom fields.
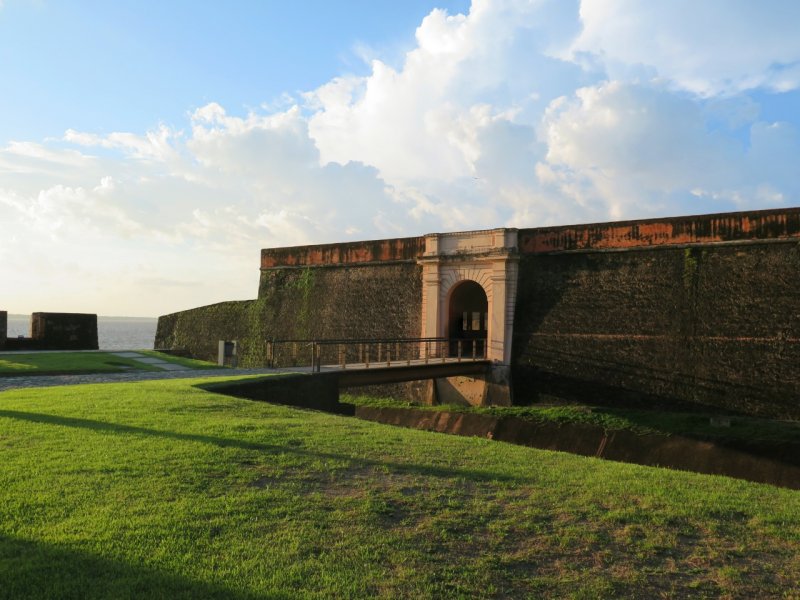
left=448, top=280, right=488, bottom=357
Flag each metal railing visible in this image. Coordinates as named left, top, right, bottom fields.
left=265, top=337, right=486, bottom=371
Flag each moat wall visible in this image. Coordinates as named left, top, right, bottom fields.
left=513, top=208, right=800, bottom=419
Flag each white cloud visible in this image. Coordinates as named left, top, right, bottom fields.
left=307, top=0, right=583, bottom=186
left=0, top=103, right=414, bottom=315
left=568, top=0, right=800, bottom=96
left=3, top=0, right=800, bottom=316
left=539, top=81, right=800, bottom=217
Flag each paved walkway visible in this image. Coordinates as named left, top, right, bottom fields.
left=109, top=351, right=189, bottom=371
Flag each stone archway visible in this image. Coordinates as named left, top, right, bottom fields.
left=417, top=228, right=519, bottom=406
left=418, top=228, right=519, bottom=365
left=447, top=280, right=488, bottom=357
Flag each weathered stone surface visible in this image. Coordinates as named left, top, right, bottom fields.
left=261, top=236, right=425, bottom=269
left=519, top=206, right=800, bottom=253
left=512, top=241, right=800, bottom=419
left=30, top=313, right=98, bottom=350
left=157, top=206, right=800, bottom=419
left=4, top=312, right=98, bottom=351
left=156, top=263, right=423, bottom=367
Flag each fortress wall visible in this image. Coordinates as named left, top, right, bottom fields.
left=257, top=262, right=422, bottom=341
left=157, top=208, right=800, bottom=417
left=156, top=236, right=424, bottom=367
left=519, top=207, right=800, bottom=253
left=513, top=208, right=800, bottom=419
left=155, top=300, right=262, bottom=363
left=261, top=236, right=425, bottom=269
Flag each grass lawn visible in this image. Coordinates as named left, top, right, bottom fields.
left=1, top=378, right=798, bottom=598
left=345, top=395, right=800, bottom=446
left=0, top=351, right=219, bottom=376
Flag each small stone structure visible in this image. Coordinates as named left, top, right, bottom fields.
left=2, top=312, right=98, bottom=351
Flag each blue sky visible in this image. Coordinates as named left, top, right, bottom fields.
left=1, top=0, right=799, bottom=316
left=0, top=0, right=470, bottom=142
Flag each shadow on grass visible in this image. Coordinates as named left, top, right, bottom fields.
left=0, top=409, right=519, bottom=484
left=0, top=533, right=270, bottom=600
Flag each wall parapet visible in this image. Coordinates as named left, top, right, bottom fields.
left=261, top=236, right=426, bottom=269
left=519, top=207, right=800, bottom=254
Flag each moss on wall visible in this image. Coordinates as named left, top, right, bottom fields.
left=156, top=263, right=423, bottom=367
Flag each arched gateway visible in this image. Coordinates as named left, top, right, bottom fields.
left=418, top=228, right=519, bottom=404
left=447, top=280, right=488, bottom=357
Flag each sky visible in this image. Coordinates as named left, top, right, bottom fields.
left=1, top=0, right=799, bottom=317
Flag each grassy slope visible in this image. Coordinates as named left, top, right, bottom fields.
left=345, top=395, right=800, bottom=445
left=0, top=352, right=157, bottom=375
left=0, top=351, right=219, bottom=376
left=0, top=378, right=798, bottom=599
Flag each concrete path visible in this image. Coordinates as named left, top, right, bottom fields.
left=109, top=351, right=190, bottom=371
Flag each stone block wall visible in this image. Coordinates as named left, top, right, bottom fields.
left=3, top=312, right=98, bottom=351
left=155, top=300, right=262, bottom=364
left=156, top=256, right=423, bottom=367
left=513, top=208, right=800, bottom=419
left=31, top=313, right=98, bottom=350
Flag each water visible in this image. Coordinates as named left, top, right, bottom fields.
left=5, top=315, right=157, bottom=350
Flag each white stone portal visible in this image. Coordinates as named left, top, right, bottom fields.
left=418, top=228, right=519, bottom=365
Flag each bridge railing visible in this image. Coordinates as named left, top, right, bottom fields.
left=265, top=337, right=486, bottom=371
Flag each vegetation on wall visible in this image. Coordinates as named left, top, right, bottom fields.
left=156, top=264, right=423, bottom=368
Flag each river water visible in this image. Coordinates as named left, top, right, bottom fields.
left=5, top=315, right=158, bottom=351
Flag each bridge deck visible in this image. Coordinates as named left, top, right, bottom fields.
left=315, top=358, right=492, bottom=386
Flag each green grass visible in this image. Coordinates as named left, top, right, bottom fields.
left=0, top=351, right=219, bottom=376
left=344, top=395, right=800, bottom=445
left=1, top=378, right=799, bottom=599
left=0, top=352, right=157, bottom=375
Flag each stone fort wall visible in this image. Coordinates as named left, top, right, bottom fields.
left=513, top=208, right=800, bottom=419
left=156, top=207, right=800, bottom=418
left=156, top=237, right=424, bottom=367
